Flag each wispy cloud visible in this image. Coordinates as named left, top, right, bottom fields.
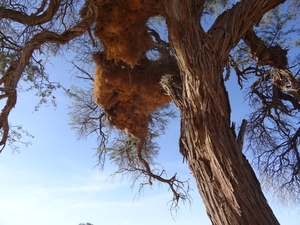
left=0, top=150, right=209, bottom=225
left=0, top=164, right=141, bottom=225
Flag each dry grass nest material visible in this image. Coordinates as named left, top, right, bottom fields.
left=93, top=52, right=179, bottom=139
left=89, top=0, right=179, bottom=138
left=92, top=0, right=164, bottom=66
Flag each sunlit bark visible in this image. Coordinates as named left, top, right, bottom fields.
left=162, top=0, right=284, bottom=224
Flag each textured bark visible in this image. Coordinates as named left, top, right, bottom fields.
left=0, top=0, right=61, bottom=26
left=163, top=0, right=284, bottom=224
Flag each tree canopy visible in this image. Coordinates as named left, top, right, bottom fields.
left=1, top=0, right=300, bottom=224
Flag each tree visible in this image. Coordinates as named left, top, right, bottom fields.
left=0, top=0, right=300, bottom=225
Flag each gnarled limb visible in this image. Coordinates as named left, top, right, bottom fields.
left=0, top=0, right=96, bottom=150
left=209, top=0, right=286, bottom=60
left=136, top=136, right=191, bottom=210
left=243, top=28, right=288, bottom=68
left=242, top=27, right=300, bottom=99
left=0, top=0, right=61, bottom=26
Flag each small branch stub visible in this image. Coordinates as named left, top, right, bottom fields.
left=237, top=119, right=248, bottom=152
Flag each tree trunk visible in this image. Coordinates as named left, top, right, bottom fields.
left=162, top=0, right=284, bottom=224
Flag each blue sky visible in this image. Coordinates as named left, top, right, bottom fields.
left=0, top=57, right=299, bottom=225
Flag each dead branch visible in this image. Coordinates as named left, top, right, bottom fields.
left=237, top=119, right=248, bottom=152
left=136, top=137, right=191, bottom=208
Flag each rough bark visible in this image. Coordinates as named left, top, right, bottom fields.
left=0, top=0, right=61, bottom=26
left=162, top=0, right=284, bottom=224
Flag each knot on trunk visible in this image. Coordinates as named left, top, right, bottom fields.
left=160, top=74, right=183, bottom=109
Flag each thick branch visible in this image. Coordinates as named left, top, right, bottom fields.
left=0, top=4, right=96, bottom=149
left=0, top=90, right=16, bottom=151
left=1, top=12, right=95, bottom=89
left=0, top=0, right=61, bottom=26
left=243, top=28, right=288, bottom=68
left=271, top=68, right=300, bottom=100
left=278, top=91, right=300, bottom=110
left=208, top=0, right=286, bottom=61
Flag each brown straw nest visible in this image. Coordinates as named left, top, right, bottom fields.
left=93, top=52, right=179, bottom=138
left=92, top=0, right=164, bottom=67
left=87, top=0, right=180, bottom=138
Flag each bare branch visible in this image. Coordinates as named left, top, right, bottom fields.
left=237, top=119, right=247, bottom=152
left=243, top=28, right=288, bottom=68
left=71, top=62, right=94, bottom=81
left=209, top=0, right=285, bottom=60
left=0, top=0, right=61, bottom=26
left=0, top=1, right=96, bottom=149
